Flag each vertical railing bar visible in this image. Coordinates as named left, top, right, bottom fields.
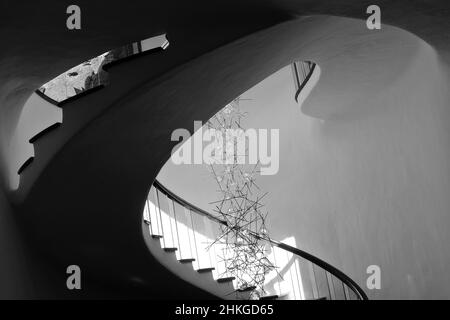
left=166, top=197, right=176, bottom=248
left=309, top=261, right=319, bottom=299
left=143, top=199, right=149, bottom=222
left=184, top=207, right=195, bottom=259
left=145, top=199, right=153, bottom=235
left=149, top=189, right=155, bottom=232
left=343, top=282, right=349, bottom=300
left=213, top=224, right=223, bottom=278
left=171, top=198, right=182, bottom=258
left=324, top=269, right=331, bottom=300
left=155, top=189, right=166, bottom=247
left=326, top=271, right=336, bottom=300
left=293, top=257, right=304, bottom=300
left=270, top=243, right=282, bottom=296
left=189, top=209, right=201, bottom=270
left=298, top=62, right=303, bottom=79
left=152, top=187, right=162, bottom=236
left=209, top=235, right=219, bottom=278
left=292, top=63, right=300, bottom=92
left=285, top=251, right=297, bottom=300
left=204, top=217, right=214, bottom=269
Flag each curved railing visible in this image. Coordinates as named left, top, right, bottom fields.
left=291, top=61, right=318, bottom=103
left=12, top=34, right=169, bottom=193
left=147, top=179, right=368, bottom=300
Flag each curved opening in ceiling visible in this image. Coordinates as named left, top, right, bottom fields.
left=150, top=12, right=436, bottom=229
left=143, top=59, right=320, bottom=298
left=137, top=16, right=445, bottom=299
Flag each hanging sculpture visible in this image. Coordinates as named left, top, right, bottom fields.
left=206, top=98, right=277, bottom=298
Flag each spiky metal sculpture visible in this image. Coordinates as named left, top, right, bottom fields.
left=206, top=98, right=276, bottom=297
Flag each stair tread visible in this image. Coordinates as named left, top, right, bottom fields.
left=58, top=84, right=106, bottom=107
left=237, top=286, right=256, bottom=292
left=197, top=267, right=215, bottom=273
left=17, top=156, right=34, bottom=174
left=179, top=258, right=196, bottom=263
left=260, top=295, right=279, bottom=300
left=29, top=122, right=62, bottom=143
left=217, top=277, right=235, bottom=283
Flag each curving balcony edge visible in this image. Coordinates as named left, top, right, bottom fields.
left=151, top=179, right=369, bottom=300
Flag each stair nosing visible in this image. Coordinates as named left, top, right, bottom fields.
left=179, top=258, right=196, bottom=263
left=34, top=89, right=60, bottom=106
left=29, top=122, right=62, bottom=143
left=217, top=277, right=236, bottom=283
left=197, top=267, right=215, bottom=273
left=58, top=84, right=106, bottom=107
left=237, top=285, right=256, bottom=292
left=17, top=156, right=34, bottom=175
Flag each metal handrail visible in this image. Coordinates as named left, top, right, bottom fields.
left=292, top=61, right=317, bottom=102
left=152, top=179, right=368, bottom=300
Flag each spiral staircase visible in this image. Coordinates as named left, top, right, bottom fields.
left=7, top=30, right=368, bottom=300
left=144, top=180, right=367, bottom=300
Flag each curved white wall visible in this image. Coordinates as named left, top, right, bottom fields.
left=158, top=19, right=450, bottom=299
left=7, top=93, right=62, bottom=190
